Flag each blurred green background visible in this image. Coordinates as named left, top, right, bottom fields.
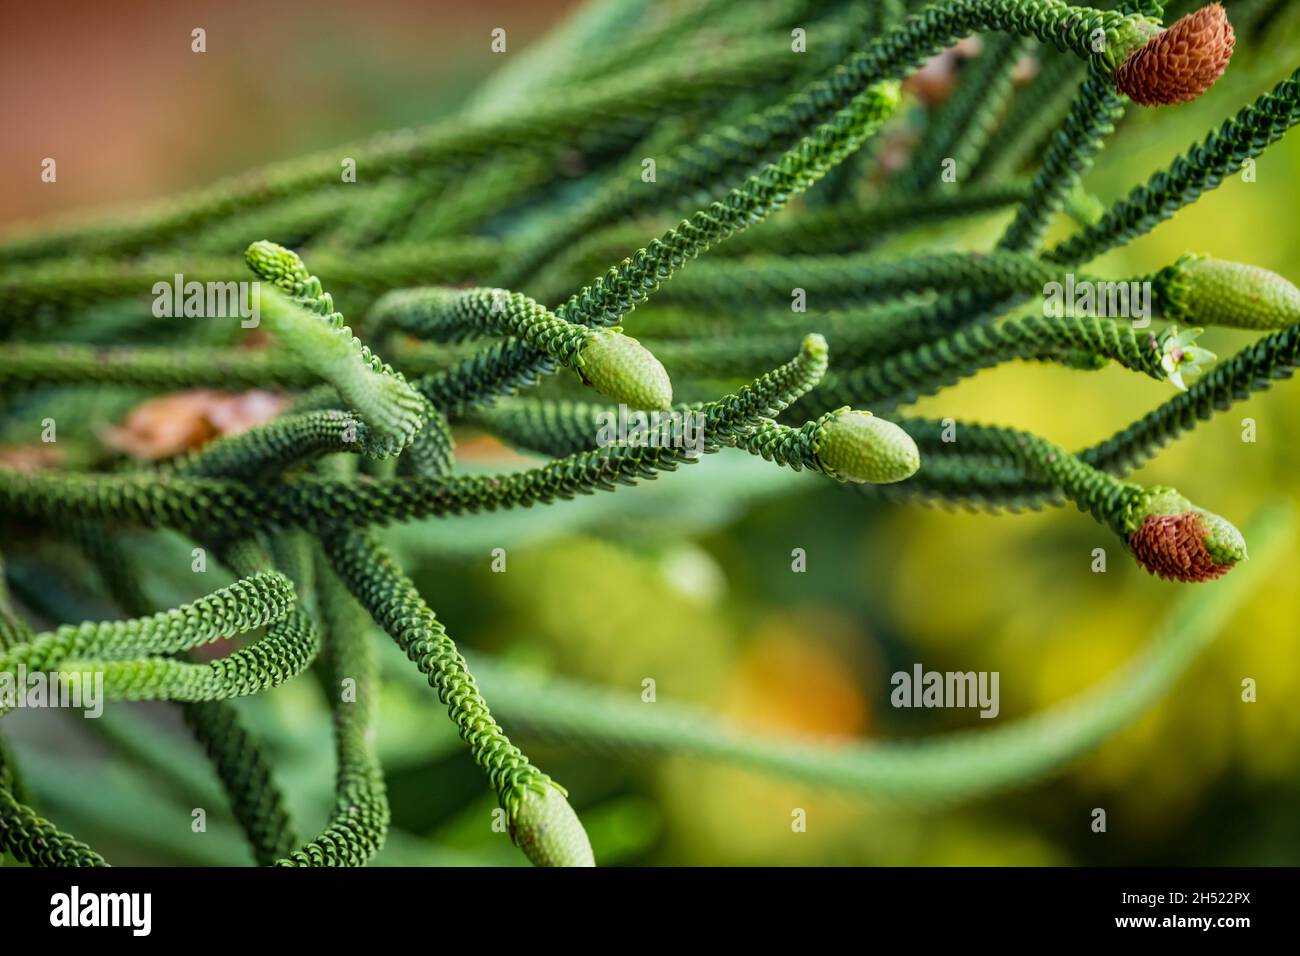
left=3, top=1, right=1299, bottom=866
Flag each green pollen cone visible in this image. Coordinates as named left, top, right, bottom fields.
left=813, top=408, right=920, bottom=484
left=507, top=781, right=595, bottom=868
left=577, top=329, right=673, bottom=410
left=1178, top=256, right=1300, bottom=329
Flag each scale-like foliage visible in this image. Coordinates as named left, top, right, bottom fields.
left=0, top=0, right=1297, bottom=867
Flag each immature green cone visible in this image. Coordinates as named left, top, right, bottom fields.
left=1127, top=488, right=1246, bottom=582
left=577, top=329, right=673, bottom=410
left=813, top=408, right=920, bottom=484
left=1172, top=255, right=1300, bottom=329
left=507, top=781, right=595, bottom=868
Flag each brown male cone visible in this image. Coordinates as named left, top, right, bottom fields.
left=1115, top=3, right=1235, bottom=106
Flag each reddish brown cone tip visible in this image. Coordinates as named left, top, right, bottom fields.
left=1115, top=3, right=1234, bottom=106
left=1128, top=512, right=1231, bottom=582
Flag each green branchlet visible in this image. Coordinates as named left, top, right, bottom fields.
left=371, top=286, right=673, bottom=409
left=247, top=241, right=429, bottom=457
left=1, top=0, right=1297, bottom=871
